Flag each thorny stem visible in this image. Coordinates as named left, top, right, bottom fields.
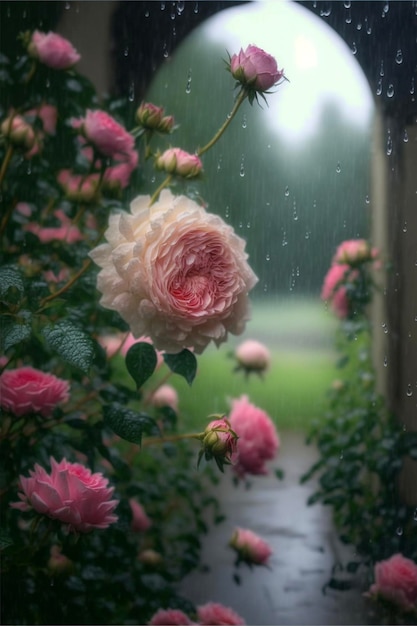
left=141, top=431, right=204, bottom=447
left=0, top=144, right=14, bottom=189
left=196, top=89, right=247, bottom=157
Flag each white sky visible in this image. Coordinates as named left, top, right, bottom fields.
left=203, top=0, right=375, bottom=143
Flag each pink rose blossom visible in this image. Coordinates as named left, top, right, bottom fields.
left=24, top=208, right=83, bottom=244
left=103, top=150, right=138, bottom=190
left=148, top=608, right=194, bottom=625
left=129, top=498, right=152, bottom=532
left=230, top=44, right=284, bottom=93
left=230, top=527, right=272, bottom=566
left=229, top=395, right=279, bottom=477
left=15, top=202, right=33, bottom=217
left=81, top=109, right=134, bottom=159
left=235, top=339, right=271, bottom=374
left=149, top=384, right=179, bottom=412
left=367, top=554, right=417, bottom=613
left=89, top=190, right=258, bottom=354
left=155, top=148, right=202, bottom=178
left=28, top=30, right=81, bottom=69
left=201, top=417, right=239, bottom=468
left=197, top=602, right=246, bottom=625
left=0, top=366, right=70, bottom=417
left=11, top=457, right=119, bottom=533
left=333, top=239, right=374, bottom=265
left=321, top=263, right=352, bottom=318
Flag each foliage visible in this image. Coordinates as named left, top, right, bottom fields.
left=301, top=251, right=417, bottom=596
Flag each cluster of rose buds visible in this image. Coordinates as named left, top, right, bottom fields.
left=136, top=101, right=175, bottom=134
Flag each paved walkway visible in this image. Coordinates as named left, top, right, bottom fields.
left=180, top=431, right=375, bottom=625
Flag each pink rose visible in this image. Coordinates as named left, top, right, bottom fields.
left=229, top=395, right=280, bottom=477
left=28, top=30, right=81, bottom=70
left=81, top=109, right=134, bottom=159
left=149, top=384, right=179, bottom=412
left=1, top=114, right=36, bottom=149
left=321, top=263, right=352, bottom=318
left=229, top=527, right=272, bottom=566
left=103, top=153, right=138, bottom=191
left=197, top=602, right=246, bottom=625
left=0, top=366, right=70, bottom=417
left=235, top=339, right=271, bottom=374
left=57, top=169, right=99, bottom=202
left=367, top=554, right=417, bottom=613
left=129, top=498, right=151, bottom=532
left=230, top=44, right=284, bottom=93
left=89, top=189, right=258, bottom=354
left=333, top=239, right=374, bottom=265
left=24, top=208, right=83, bottom=244
left=11, top=457, right=119, bottom=533
left=155, top=147, right=202, bottom=178
left=148, top=608, right=194, bottom=625
left=26, top=104, right=58, bottom=136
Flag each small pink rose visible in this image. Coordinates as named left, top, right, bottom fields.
left=367, top=553, right=417, bottom=613
left=81, top=109, right=134, bottom=159
left=235, top=339, right=271, bottom=374
left=155, top=147, right=202, bottom=178
left=149, top=384, right=179, bottom=412
left=148, top=608, right=194, bottom=625
left=333, top=238, right=374, bottom=265
left=321, top=263, right=352, bottom=318
left=24, top=208, right=83, bottom=244
left=11, top=457, right=119, bottom=533
left=0, top=366, right=70, bottom=417
left=230, top=527, right=272, bottom=566
left=230, top=44, right=284, bottom=93
left=197, top=602, right=246, bottom=625
left=28, top=30, right=81, bottom=70
left=57, top=169, right=99, bottom=202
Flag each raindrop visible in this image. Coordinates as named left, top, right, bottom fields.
left=128, top=81, right=135, bottom=102
left=217, top=155, right=222, bottom=172
left=351, top=41, right=357, bottom=55
left=296, top=266, right=300, bottom=277
left=305, top=231, right=310, bottom=240
left=177, top=1, right=185, bottom=14
left=284, top=186, right=290, bottom=197
left=396, top=526, right=403, bottom=536
left=123, top=47, right=129, bottom=57
left=65, top=1, right=70, bottom=8
left=356, top=22, right=362, bottom=30
left=403, top=129, right=409, bottom=143
left=395, top=49, right=403, bottom=64
left=225, top=206, right=230, bottom=218
left=282, top=231, right=288, bottom=247
left=382, top=322, right=388, bottom=334
left=376, top=79, right=383, bottom=96
left=345, top=11, right=352, bottom=24
left=387, top=84, right=394, bottom=98
left=144, top=9, right=149, bottom=17
left=365, top=194, right=370, bottom=204
left=403, top=221, right=407, bottom=233
left=383, top=356, right=388, bottom=367
left=26, top=164, right=32, bottom=175
left=320, top=5, right=332, bottom=17
left=293, top=207, right=299, bottom=221
left=185, top=69, right=192, bottom=94
left=343, top=0, right=351, bottom=8
left=382, top=1, right=389, bottom=15
left=263, top=283, right=268, bottom=293
left=194, top=1, right=199, bottom=13
left=336, top=162, right=342, bottom=173
left=386, top=131, right=393, bottom=156
left=163, top=44, right=169, bottom=59
left=379, top=60, right=384, bottom=77
left=45, top=78, right=50, bottom=89
left=265, top=253, right=271, bottom=261
left=170, top=8, right=176, bottom=20
left=410, top=77, right=415, bottom=95
left=339, top=452, right=344, bottom=460
left=246, top=221, right=251, bottom=229
left=413, top=509, right=417, bottom=522
left=241, top=115, right=247, bottom=129
left=160, top=2, right=166, bottom=10
left=365, top=18, right=372, bottom=34
left=239, top=155, right=245, bottom=177
left=50, top=577, right=55, bottom=587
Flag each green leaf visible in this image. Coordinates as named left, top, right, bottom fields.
left=0, top=266, right=25, bottom=305
left=103, top=403, right=159, bottom=445
left=163, top=349, right=197, bottom=385
left=0, top=313, right=32, bottom=352
left=125, top=342, right=157, bottom=389
left=42, top=322, right=95, bottom=373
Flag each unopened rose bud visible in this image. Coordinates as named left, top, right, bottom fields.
left=199, top=416, right=238, bottom=471
left=155, top=147, right=202, bottom=178
left=333, top=239, right=374, bottom=266
left=230, top=45, right=285, bottom=94
left=1, top=114, right=36, bottom=149
left=48, top=545, right=73, bottom=575
left=159, top=115, right=175, bottom=134
left=235, top=339, right=271, bottom=375
left=136, top=102, right=164, bottom=129
left=229, top=527, right=272, bottom=566
left=138, top=549, right=163, bottom=566
left=149, top=384, right=179, bottom=412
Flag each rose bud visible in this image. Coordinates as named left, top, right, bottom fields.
left=199, top=416, right=238, bottom=472
left=229, top=527, right=272, bottom=566
left=155, top=147, right=203, bottom=178
left=230, top=44, right=285, bottom=96
left=1, top=114, right=36, bottom=150
left=136, top=102, right=164, bottom=129
left=235, top=339, right=271, bottom=376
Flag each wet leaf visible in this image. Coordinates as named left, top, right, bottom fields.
left=42, top=322, right=95, bottom=373
left=125, top=342, right=157, bottom=389
left=163, top=349, right=197, bottom=385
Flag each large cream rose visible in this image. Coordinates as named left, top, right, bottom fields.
left=89, top=190, right=258, bottom=354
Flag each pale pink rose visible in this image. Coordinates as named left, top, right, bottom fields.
left=89, top=190, right=258, bottom=354
left=202, top=417, right=239, bottom=467
left=81, top=109, right=134, bottom=159
left=148, top=608, right=194, bottom=625
left=230, top=44, right=284, bottom=92
left=235, top=339, right=271, bottom=374
left=197, top=602, right=246, bottom=625
left=1, top=114, right=35, bottom=149
left=129, top=498, right=152, bottom=532
left=321, top=263, right=351, bottom=318
left=155, top=147, right=202, bottom=178
left=28, top=30, right=81, bottom=69
left=24, top=208, right=83, bottom=244
left=149, top=384, right=179, bottom=412
left=0, top=366, right=70, bottom=417
left=11, top=457, right=119, bottom=533
left=229, top=395, right=280, bottom=477
left=333, top=239, right=374, bottom=265
left=57, top=169, right=99, bottom=202
left=103, top=150, right=138, bottom=190
left=230, top=527, right=272, bottom=566
left=367, top=554, right=417, bottom=613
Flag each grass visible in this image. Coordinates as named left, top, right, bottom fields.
left=116, top=297, right=340, bottom=433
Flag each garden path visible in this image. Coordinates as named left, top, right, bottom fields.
left=180, top=431, right=377, bottom=625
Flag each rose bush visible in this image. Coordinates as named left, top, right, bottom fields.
left=89, top=189, right=258, bottom=354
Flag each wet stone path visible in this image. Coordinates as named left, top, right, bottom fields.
left=180, top=431, right=375, bottom=625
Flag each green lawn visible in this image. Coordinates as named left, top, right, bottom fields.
left=118, top=297, right=339, bottom=433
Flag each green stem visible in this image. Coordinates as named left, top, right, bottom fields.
left=149, top=174, right=172, bottom=206
left=197, top=89, right=247, bottom=157
left=141, top=431, right=204, bottom=447
left=0, top=143, right=14, bottom=189
left=0, top=197, right=17, bottom=238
